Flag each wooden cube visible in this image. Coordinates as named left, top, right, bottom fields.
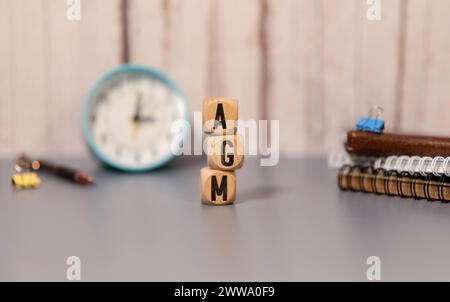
left=203, top=98, right=238, bottom=135
left=207, top=135, right=244, bottom=171
left=200, top=167, right=236, bottom=205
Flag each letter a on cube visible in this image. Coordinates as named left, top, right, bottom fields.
left=202, top=98, right=238, bottom=135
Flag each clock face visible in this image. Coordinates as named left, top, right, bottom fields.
left=84, top=68, right=187, bottom=171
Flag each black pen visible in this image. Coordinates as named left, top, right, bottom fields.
left=16, top=155, right=94, bottom=185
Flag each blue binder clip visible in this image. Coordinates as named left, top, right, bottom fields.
left=355, top=106, right=384, bottom=134
left=355, top=117, right=368, bottom=131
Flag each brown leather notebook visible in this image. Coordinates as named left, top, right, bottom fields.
left=346, top=130, right=450, bottom=157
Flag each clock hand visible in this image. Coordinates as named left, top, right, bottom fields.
left=131, top=120, right=139, bottom=141
left=133, top=93, right=143, bottom=122
left=138, top=116, right=155, bottom=123
left=131, top=93, right=143, bottom=141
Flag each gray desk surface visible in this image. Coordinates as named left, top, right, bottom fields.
left=1, top=156, right=450, bottom=282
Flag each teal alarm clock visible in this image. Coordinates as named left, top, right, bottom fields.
left=81, top=64, right=189, bottom=172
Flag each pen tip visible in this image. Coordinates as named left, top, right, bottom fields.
left=75, top=172, right=94, bottom=185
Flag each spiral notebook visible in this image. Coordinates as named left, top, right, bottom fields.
left=338, top=165, right=450, bottom=202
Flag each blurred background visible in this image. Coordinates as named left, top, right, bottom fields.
left=0, top=0, right=449, bottom=157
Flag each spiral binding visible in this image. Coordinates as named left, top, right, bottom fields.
left=338, top=164, right=450, bottom=202
left=330, top=151, right=450, bottom=177
left=374, top=156, right=450, bottom=177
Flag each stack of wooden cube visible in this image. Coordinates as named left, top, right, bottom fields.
left=200, top=98, right=244, bottom=205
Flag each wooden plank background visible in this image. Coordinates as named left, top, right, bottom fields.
left=0, top=0, right=449, bottom=157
